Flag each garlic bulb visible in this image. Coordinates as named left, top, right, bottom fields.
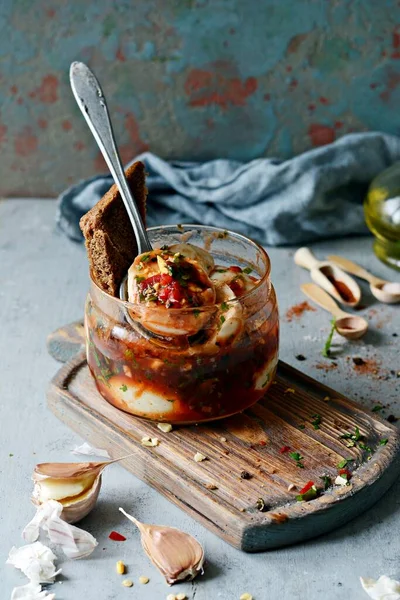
left=119, top=507, right=204, bottom=585
left=32, top=455, right=132, bottom=524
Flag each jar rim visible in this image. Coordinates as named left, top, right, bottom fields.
left=89, top=224, right=271, bottom=311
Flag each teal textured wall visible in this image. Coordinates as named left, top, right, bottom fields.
left=2, top=0, right=400, bottom=196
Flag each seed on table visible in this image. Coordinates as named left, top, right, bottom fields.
left=139, top=575, right=149, bottom=584
left=176, top=594, right=187, bottom=600
left=122, top=579, right=133, bottom=587
left=116, top=560, right=125, bottom=574
left=240, top=594, right=253, bottom=600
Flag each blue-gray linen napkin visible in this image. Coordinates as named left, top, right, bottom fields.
left=57, top=132, right=400, bottom=246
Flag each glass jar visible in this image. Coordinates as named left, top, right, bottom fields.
left=85, top=225, right=279, bottom=424
left=364, top=162, right=400, bottom=271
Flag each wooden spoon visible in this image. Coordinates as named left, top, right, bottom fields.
left=327, top=255, right=400, bottom=304
left=301, top=283, right=368, bottom=339
left=294, top=248, right=361, bottom=307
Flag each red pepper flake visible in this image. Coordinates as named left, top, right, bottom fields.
left=109, top=531, right=126, bottom=541
left=259, top=440, right=267, bottom=446
left=338, top=468, right=352, bottom=479
left=298, top=480, right=314, bottom=495
left=279, top=445, right=291, bottom=454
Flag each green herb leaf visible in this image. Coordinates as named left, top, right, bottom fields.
left=215, top=269, right=227, bottom=273
left=322, top=318, right=336, bottom=358
left=380, top=439, right=388, bottom=446
left=220, top=315, right=226, bottom=324
left=243, top=267, right=252, bottom=274
left=120, top=384, right=128, bottom=392
left=311, top=414, right=322, bottom=430
left=193, top=309, right=200, bottom=318
left=140, top=253, right=151, bottom=262
left=221, top=302, right=228, bottom=312
left=340, top=426, right=361, bottom=442
left=298, top=424, right=305, bottom=430
left=372, top=405, right=383, bottom=412
left=359, top=442, right=372, bottom=453
left=337, top=458, right=354, bottom=469
left=135, top=275, right=146, bottom=283
left=320, top=475, right=332, bottom=490
left=289, top=452, right=304, bottom=468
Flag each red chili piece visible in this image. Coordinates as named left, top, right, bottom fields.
left=229, top=266, right=242, bottom=273
left=338, top=468, right=352, bottom=479
left=279, top=445, right=291, bottom=453
left=109, top=531, right=126, bottom=541
left=259, top=440, right=267, bottom=446
left=299, top=480, right=315, bottom=495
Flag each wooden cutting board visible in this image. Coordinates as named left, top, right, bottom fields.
left=47, top=321, right=400, bottom=552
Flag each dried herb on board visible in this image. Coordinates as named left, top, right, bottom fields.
left=322, top=319, right=336, bottom=358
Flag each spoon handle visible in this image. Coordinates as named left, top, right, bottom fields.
left=294, top=247, right=321, bottom=271
left=69, top=61, right=152, bottom=254
left=327, top=255, right=382, bottom=286
left=300, top=283, right=348, bottom=319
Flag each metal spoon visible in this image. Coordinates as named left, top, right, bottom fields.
left=294, top=247, right=361, bottom=307
left=301, top=283, right=368, bottom=339
left=69, top=61, right=152, bottom=260
left=327, top=255, right=400, bottom=304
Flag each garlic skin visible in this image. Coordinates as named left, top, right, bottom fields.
left=6, top=542, right=61, bottom=584
left=119, top=507, right=204, bottom=585
left=11, top=582, right=55, bottom=600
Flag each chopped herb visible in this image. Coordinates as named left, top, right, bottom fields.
left=322, top=318, right=336, bottom=358
left=136, top=263, right=143, bottom=271
left=119, top=384, right=128, bottom=392
left=289, top=452, right=304, bottom=468
left=220, top=315, right=226, bottom=325
left=380, top=439, right=388, bottom=446
left=337, top=458, right=354, bottom=469
left=135, top=275, right=145, bottom=283
left=359, top=442, right=372, bottom=453
left=372, top=405, right=383, bottom=412
left=340, top=426, right=361, bottom=442
left=9, top=453, right=13, bottom=457
left=256, top=497, right=267, bottom=512
left=215, top=269, right=227, bottom=273
left=160, top=244, right=169, bottom=251
left=140, top=254, right=151, bottom=262
left=243, top=267, right=252, bottom=274
left=221, top=302, right=228, bottom=312
left=193, top=309, right=200, bottom=318
left=298, top=424, right=305, bottom=430
left=311, top=414, right=322, bottom=430
left=320, top=475, right=332, bottom=490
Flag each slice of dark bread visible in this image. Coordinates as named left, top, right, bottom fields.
left=80, top=161, right=147, bottom=296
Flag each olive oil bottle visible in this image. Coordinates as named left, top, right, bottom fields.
left=364, top=162, right=400, bottom=270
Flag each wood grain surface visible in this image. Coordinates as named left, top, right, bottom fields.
left=47, top=324, right=400, bottom=551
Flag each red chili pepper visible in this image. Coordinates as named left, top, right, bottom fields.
left=299, top=480, right=315, bottom=495
left=259, top=440, right=267, bottom=446
left=338, top=468, right=352, bottom=479
left=229, top=266, right=242, bottom=273
left=279, top=445, right=291, bottom=453
left=109, top=531, right=126, bottom=541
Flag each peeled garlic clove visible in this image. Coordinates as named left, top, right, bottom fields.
left=119, top=507, right=204, bottom=585
left=32, top=456, right=132, bottom=524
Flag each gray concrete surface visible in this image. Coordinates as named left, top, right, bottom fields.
left=1, top=198, right=399, bottom=600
